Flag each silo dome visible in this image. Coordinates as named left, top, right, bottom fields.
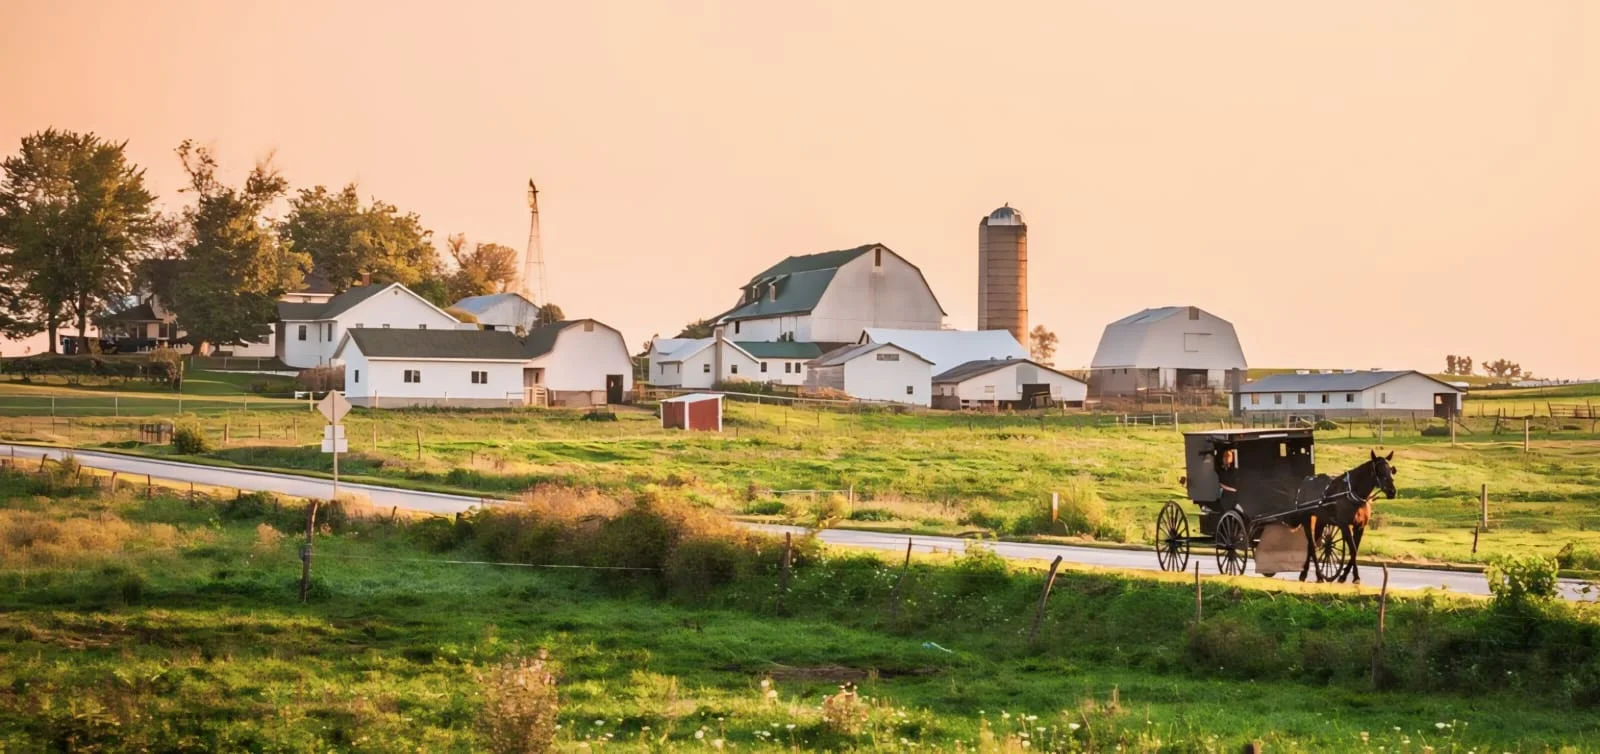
left=984, top=204, right=1024, bottom=226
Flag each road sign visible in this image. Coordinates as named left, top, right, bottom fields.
left=321, top=425, right=348, bottom=453
left=315, top=391, right=352, bottom=424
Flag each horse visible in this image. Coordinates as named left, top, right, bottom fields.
left=1287, top=450, right=1397, bottom=583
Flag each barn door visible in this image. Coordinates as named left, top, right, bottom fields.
left=605, top=374, right=624, bottom=404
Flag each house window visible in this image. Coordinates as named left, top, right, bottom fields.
left=471, top=371, right=488, bottom=384
left=1250, top=394, right=1260, bottom=405
left=703, top=364, right=711, bottom=373
left=905, top=385, right=913, bottom=395
left=1321, top=393, right=1329, bottom=404
left=355, top=323, right=364, bottom=329
left=875, top=248, right=883, bottom=267
left=1274, top=394, right=1283, bottom=405
left=730, top=364, right=739, bottom=374
left=795, top=364, right=802, bottom=374
left=733, top=321, right=741, bottom=335
left=419, top=324, right=427, bottom=330
left=983, top=385, right=995, bottom=393
left=326, top=323, right=333, bottom=340
left=404, top=369, right=421, bottom=383
left=1380, top=392, right=1389, bottom=404
left=297, top=325, right=307, bottom=341
left=1345, top=393, right=1355, bottom=402
left=1297, top=393, right=1306, bottom=404
left=353, top=369, right=360, bottom=383
left=382, top=324, right=391, bottom=329
left=760, top=362, right=768, bottom=373
left=784, top=363, right=792, bottom=374
left=659, top=364, right=666, bottom=375
left=875, top=353, right=900, bottom=362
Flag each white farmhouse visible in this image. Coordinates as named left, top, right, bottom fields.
left=646, top=337, right=821, bottom=389
left=1089, top=306, right=1247, bottom=396
left=1238, top=370, right=1464, bottom=418
left=450, top=293, right=541, bottom=333
left=335, top=318, right=634, bottom=408
left=804, top=342, right=933, bottom=406
left=858, top=328, right=1027, bottom=376
left=932, top=358, right=1088, bottom=410
left=715, top=244, right=945, bottom=345
left=277, top=283, right=463, bottom=369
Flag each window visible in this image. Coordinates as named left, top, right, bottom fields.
left=760, top=362, right=768, bottom=373
left=1274, top=394, right=1283, bottom=405
left=403, top=369, right=421, bottom=384
left=471, top=371, right=488, bottom=384
left=355, top=323, right=364, bottom=329
left=1380, top=391, right=1389, bottom=404
left=875, top=248, right=883, bottom=266
left=1188, top=306, right=1200, bottom=320
left=659, top=364, right=666, bottom=375
left=1297, top=393, right=1306, bottom=404
left=583, top=321, right=594, bottom=331
left=733, top=321, right=741, bottom=334
left=795, top=364, right=803, bottom=374
left=1321, top=393, right=1329, bottom=404
left=905, top=385, right=913, bottom=395
left=1250, top=394, right=1260, bottom=405
left=353, top=369, right=360, bottom=383
left=382, top=324, right=391, bottom=329
left=784, top=363, right=792, bottom=374
left=1345, top=393, right=1355, bottom=403
left=297, top=325, right=307, bottom=341
left=419, top=324, right=427, bottom=330
left=875, top=353, right=900, bottom=362
left=326, top=323, right=333, bottom=340
left=703, top=363, right=711, bottom=373
left=983, top=385, right=996, bottom=394
left=730, top=364, right=739, bottom=374
left=1183, top=333, right=1208, bottom=352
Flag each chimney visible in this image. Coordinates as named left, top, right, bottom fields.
left=712, top=324, right=726, bottom=385
left=360, top=271, right=372, bottom=286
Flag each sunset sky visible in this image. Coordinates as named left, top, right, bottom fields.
left=3, top=1, right=1596, bottom=376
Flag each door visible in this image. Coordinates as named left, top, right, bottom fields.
left=1433, top=393, right=1457, bottom=419
left=605, top=374, right=624, bottom=404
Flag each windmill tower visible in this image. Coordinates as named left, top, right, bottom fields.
left=522, top=179, right=548, bottom=304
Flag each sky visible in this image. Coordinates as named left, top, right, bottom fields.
left=3, top=1, right=1597, bottom=376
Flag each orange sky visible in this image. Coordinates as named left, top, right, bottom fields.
left=3, top=1, right=1596, bottom=376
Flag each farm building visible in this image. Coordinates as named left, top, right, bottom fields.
left=333, top=318, right=633, bottom=408
left=278, top=282, right=463, bottom=369
left=932, top=358, right=1088, bottom=410
left=661, top=393, right=723, bottom=431
left=715, top=244, right=945, bottom=344
left=858, top=328, right=1026, bottom=376
left=451, top=292, right=541, bottom=333
left=804, top=342, right=933, bottom=406
left=1237, top=370, right=1464, bottom=418
left=1089, top=306, right=1247, bottom=396
left=646, top=337, right=821, bottom=389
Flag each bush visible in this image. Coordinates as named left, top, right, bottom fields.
left=172, top=422, right=211, bottom=455
left=1557, top=542, right=1600, bottom=572
left=1486, top=555, right=1560, bottom=612
left=295, top=365, right=344, bottom=393
left=950, top=540, right=1011, bottom=595
left=477, top=651, right=560, bottom=754
left=743, top=500, right=788, bottom=516
left=820, top=682, right=869, bottom=738
left=847, top=507, right=896, bottom=522
left=1315, top=419, right=1340, bottom=431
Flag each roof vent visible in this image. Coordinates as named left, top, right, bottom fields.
left=1295, top=369, right=1310, bottom=375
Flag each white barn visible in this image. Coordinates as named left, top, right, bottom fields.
left=932, top=358, right=1088, bottom=410
left=647, top=337, right=821, bottom=389
left=451, top=293, right=541, bottom=333
left=1089, top=306, right=1247, bottom=396
left=278, top=283, right=462, bottom=369
left=716, top=244, right=945, bottom=345
left=1238, top=370, right=1464, bottom=418
left=858, top=328, right=1027, bottom=376
left=335, top=318, right=634, bottom=408
left=804, top=342, right=933, bottom=406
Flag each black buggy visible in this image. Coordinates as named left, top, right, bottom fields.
left=1154, top=428, right=1357, bottom=580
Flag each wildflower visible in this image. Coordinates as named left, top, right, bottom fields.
left=766, top=689, right=778, bottom=700
left=760, top=679, right=771, bottom=689
left=1002, top=712, right=1012, bottom=720
left=712, top=739, right=724, bottom=750
left=594, top=720, right=605, bottom=727
left=785, top=724, right=796, bottom=730
left=1435, top=722, right=1448, bottom=730
left=1068, top=723, right=1081, bottom=732
left=1360, top=731, right=1369, bottom=743
left=642, top=726, right=651, bottom=732
left=695, top=730, right=706, bottom=740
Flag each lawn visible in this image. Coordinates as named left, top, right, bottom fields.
left=4, top=470, right=1599, bottom=751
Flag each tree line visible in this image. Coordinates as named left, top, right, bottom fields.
left=1444, top=354, right=1532, bottom=381
left=0, top=129, right=560, bottom=355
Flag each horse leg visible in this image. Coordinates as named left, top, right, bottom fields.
left=1348, top=524, right=1364, bottom=584
left=1298, top=515, right=1315, bottom=582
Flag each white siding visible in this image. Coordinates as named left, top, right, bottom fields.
left=358, top=358, right=525, bottom=407
left=838, top=345, right=932, bottom=406
left=1091, top=307, right=1247, bottom=385
left=525, top=322, right=634, bottom=394
left=1241, top=373, right=1462, bottom=414
left=808, top=252, right=944, bottom=343
left=280, top=286, right=460, bottom=369
left=943, top=363, right=1088, bottom=403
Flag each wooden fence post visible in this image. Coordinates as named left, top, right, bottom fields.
left=299, top=500, right=320, bottom=603
left=1480, top=484, right=1489, bottom=530
left=1472, top=525, right=1480, bottom=554
left=1027, top=556, right=1065, bottom=647
left=145, top=474, right=152, bottom=499
left=888, top=537, right=914, bottom=623
left=776, top=532, right=793, bottom=614
left=1371, top=565, right=1390, bottom=687
left=1523, top=418, right=1530, bottom=453
left=415, top=428, right=423, bottom=461
left=1193, top=562, right=1203, bottom=625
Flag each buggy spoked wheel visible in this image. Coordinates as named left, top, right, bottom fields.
left=1155, top=501, right=1190, bottom=573
left=1214, top=511, right=1249, bottom=576
left=1313, top=520, right=1352, bottom=583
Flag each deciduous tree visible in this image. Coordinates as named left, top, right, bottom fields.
left=534, top=303, right=565, bottom=327
left=676, top=318, right=714, bottom=339
left=281, top=183, right=441, bottom=290
left=169, top=141, right=309, bottom=353
left=443, top=233, right=520, bottom=300
left=1028, top=325, right=1059, bottom=366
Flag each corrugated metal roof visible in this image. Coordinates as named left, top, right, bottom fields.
left=932, top=358, right=1083, bottom=385
left=1238, top=370, right=1461, bottom=394
left=734, top=341, right=823, bottom=359
left=451, top=292, right=536, bottom=315
left=344, top=328, right=529, bottom=360
left=813, top=341, right=932, bottom=367
left=1089, top=305, right=1247, bottom=370
left=860, top=328, right=1025, bottom=375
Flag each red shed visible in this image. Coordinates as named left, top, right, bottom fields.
left=660, top=393, right=724, bottom=431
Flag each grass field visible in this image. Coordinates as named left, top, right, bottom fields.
left=4, top=471, right=1600, bottom=751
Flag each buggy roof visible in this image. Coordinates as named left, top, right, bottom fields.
left=1183, top=428, right=1314, bottom=443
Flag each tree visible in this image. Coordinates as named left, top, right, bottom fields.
left=535, top=303, right=565, bottom=327
left=443, top=233, right=520, bottom=301
left=1444, top=355, right=1475, bottom=376
left=281, top=184, right=440, bottom=291
left=169, top=141, right=308, bottom=353
left=1029, top=325, right=1059, bottom=366
left=676, top=318, right=715, bottom=339
left=1482, top=359, right=1524, bottom=381
left=0, top=129, right=159, bottom=352
left=1446, top=355, right=1458, bottom=375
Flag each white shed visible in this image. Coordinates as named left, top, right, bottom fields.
left=932, top=358, right=1088, bottom=410
left=521, top=319, right=635, bottom=407
left=336, top=329, right=529, bottom=408
left=1089, top=306, right=1247, bottom=395
left=805, top=342, right=933, bottom=406
left=858, top=328, right=1027, bottom=376
left=451, top=293, right=542, bottom=333
left=1238, top=370, right=1464, bottom=418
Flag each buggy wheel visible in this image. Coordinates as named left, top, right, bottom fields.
left=1313, top=520, right=1352, bottom=582
left=1155, top=501, right=1190, bottom=573
left=1214, top=511, right=1249, bottom=576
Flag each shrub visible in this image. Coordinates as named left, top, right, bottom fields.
left=477, top=651, right=560, bottom=754
left=295, top=365, right=344, bottom=393
left=743, top=500, right=788, bottom=516
left=1557, top=542, right=1600, bottom=572
left=1314, top=419, right=1340, bottom=431
left=665, top=536, right=752, bottom=596
left=950, top=540, right=1011, bottom=595
left=172, top=422, right=211, bottom=455
left=820, top=682, right=869, bottom=738
left=813, top=495, right=848, bottom=526
left=847, top=507, right=896, bottom=522
left=1486, top=555, right=1560, bottom=612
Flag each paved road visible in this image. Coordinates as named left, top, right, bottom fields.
left=6, top=442, right=1592, bottom=601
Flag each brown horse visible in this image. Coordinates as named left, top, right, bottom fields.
left=1291, top=450, right=1397, bottom=583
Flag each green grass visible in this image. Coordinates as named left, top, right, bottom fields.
left=4, top=473, right=1600, bottom=751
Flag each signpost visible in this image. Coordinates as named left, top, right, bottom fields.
left=316, top=391, right=352, bottom=499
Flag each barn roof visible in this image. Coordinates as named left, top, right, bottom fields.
left=933, top=358, right=1083, bottom=385
left=734, top=341, right=823, bottom=359
left=1090, top=305, right=1248, bottom=370
left=524, top=320, right=619, bottom=358
left=341, top=328, right=529, bottom=360
left=275, top=283, right=393, bottom=321
left=812, top=341, right=933, bottom=368
left=718, top=244, right=946, bottom=322
left=1239, top=370, right=1462, bottom=394
left=451, top=292, right=537, bottom=315
left=860, top=328, right=1026, bottom=375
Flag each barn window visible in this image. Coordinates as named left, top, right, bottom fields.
left=905, top=385, right=914, bottom=395
left=731, top=364, right=739, bottom=374
left=326, top=323, right=333, bottom=340
left=795, top=364, right=803, bottom=374
left=471, top=371, right=488, bottom=384
left=382, top=324, right=391, bottom=329
left=1273, top=394, right=1282, bottom=405
left=404, top=369, right=421, bottom=384
left=760, top=362, right=768, bottom=373
left=1380, top=391, right=1389, bottom=404
left=1188, top=306, right=1199, bottom=320
left=659, top=364, right=666, bottom=374
left=355, top=323, right=364, bottom=329
left=734, top=321, right=741, bottom=335
left=1250, top=394, right=1259, bottom=405
left=875, top=248, right=883, bottom=267
left=297, top=325, right=307, bottom=341
left=583, top=322, right=594, bottom=331
left=784, top=363, right=792, bottom=374
left=1345, top=393, right=1355, bottom=402
left=419, top=324, right=427, bottom=330
left=1321, top=393, right=1329, bottom=404
left=876, top=353, right=900, bottom=362
left=353, top=369, right=360, bottom=383
left=1297, top=393, right=1306, bottom=404
left=702, top=363, right=711, bottom=373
